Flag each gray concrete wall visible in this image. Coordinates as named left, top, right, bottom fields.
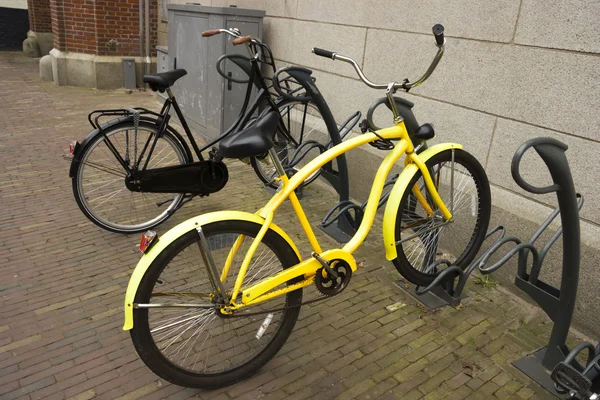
left=162, top=0, right=600, bottom=337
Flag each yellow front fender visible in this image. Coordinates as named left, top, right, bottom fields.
left=123, top=211, right=300, bottom=330
left=383, top=143, right=463, bottom=260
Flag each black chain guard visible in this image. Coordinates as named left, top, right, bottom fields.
left=126, top=160, right=229, bottom=195
left=315, top=260, right=352, bottom=296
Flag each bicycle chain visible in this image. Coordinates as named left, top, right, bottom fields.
left=126, top=108, right=140, bottom=168
left=228, top=294, right=333, bottom=318
left=228, top=262, right=352, bottom=318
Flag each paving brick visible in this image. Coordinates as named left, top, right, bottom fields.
left=282, top=367, right=328, bottom=394
left=334, top=378, right=376, bottom=400
left=515, top=387, right=536, bottom=399
left=393, top=357, right=430, bottom=383
left=391, top=370, right=429, bottom=394
left=66, top=389, right=96, bottom=400
left=261, top=367, right=305, bottom=393
left=0, top=335, right=42, bottom=354
left=446, top=372, right=471, bottom=390
left=419, top=368, right=455, bottom=394
left=3, top=376, right=56, bottom=400
left=356, top=377, right=398, bottom=400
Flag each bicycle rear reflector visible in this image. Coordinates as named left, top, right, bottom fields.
left=69, top=140, right=79, bottom=155
left=139, top=230, right=158, bottom=254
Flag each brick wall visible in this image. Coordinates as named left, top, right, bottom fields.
left=95, top=0, right=158, bottom=56
left=49, top=0, right=65, bottom=49
left=48, top=0, right=157, bottom=56
left=27, top=0, right=52, bottom=33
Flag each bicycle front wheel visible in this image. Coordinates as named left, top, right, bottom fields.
left=393, top=149, right=491, bottom=286
left=130, top=220, right=302, bottom=388
left=251, top=99, right=327, bottom=188
left=72, top=122, right=189, bottom=233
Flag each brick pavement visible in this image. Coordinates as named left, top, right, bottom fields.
left=0, top=52, right=574, bottom=400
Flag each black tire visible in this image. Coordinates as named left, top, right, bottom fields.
left=251, top=99, right=326, bottom=188
left=392, top=149, right=491, bottom=286
left=130, top=220, right=302, bottom=389
left=72, top=121, right=191, bottom=234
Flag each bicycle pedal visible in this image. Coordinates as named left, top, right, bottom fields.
left=551, top=362, right=591, bottom=394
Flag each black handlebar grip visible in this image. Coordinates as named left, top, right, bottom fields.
left=432, top=24, right=445, bottom=46
left=312, top=48, right=335, bottom=59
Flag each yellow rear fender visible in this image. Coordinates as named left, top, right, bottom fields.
left=122, top=211, right=300, bottom=330
left=383, top=143, right=463, bottom=260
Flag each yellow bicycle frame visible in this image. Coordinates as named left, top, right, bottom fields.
left=123, top=119, right=460, bottom=329
left=221, top=120, right=453, bottom=310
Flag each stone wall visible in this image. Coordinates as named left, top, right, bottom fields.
left=158, top=0, right=600, bottom=336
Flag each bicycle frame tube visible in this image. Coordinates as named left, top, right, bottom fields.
left=225, top=121, right=454, bottom=308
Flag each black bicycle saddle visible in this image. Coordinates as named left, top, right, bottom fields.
left=143, top=69, right=187, bottom=92
left=219, top=111, right=280, bottom=159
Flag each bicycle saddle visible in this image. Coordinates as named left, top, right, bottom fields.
left=143, top=69, right=187, bottom=92
left=219, top=111, right=280, bottom=159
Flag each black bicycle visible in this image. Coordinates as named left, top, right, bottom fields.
left=68, top=28, right=327, bottom=234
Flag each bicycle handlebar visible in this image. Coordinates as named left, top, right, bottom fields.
left=432, top=24, right=445, bottom=46
left=201, top=29, right=221, bottom=37
left=233, top=36, right=252, bottom=46
left=202, top=28, right=262, bottom=44
left=312, top=48, right=335, bottom=59
left=312, top=24, right=446, bottom=91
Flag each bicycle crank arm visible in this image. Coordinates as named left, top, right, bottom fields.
left=312, top=251, right=339, bottom=279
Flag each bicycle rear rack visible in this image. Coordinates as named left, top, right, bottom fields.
left=87, top=107, right=161, bottom=131
left=395, top=137, right=584, bottom=395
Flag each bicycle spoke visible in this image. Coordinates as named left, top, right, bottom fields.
left=78, top=160, right=126, bottom=177
left=141, top=229, right=293, bottom=376
left=76, top=125, right=186, bottom=232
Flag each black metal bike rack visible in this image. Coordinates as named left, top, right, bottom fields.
left=313, top=112, right=358, bottom=242
left=290, top=110, right=364, bottom=243
left=268, top=110, right=361, bottom=204
left=395, top=137, right=584, bottom=395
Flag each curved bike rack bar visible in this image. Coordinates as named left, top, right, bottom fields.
left=395, top=137, right=587, bottom=394
left=319, top=173, right=399, bottom=234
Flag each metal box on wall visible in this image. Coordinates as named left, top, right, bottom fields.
left=156, top=45, right=169, bottom=101
left=166, top=4, right=265, bottom=141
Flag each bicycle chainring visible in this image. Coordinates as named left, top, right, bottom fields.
left=315, top=260, right=352, bottom=296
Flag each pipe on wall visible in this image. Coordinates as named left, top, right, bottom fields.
left=145, top=0, right=150, bottom=77
left=139, top=0, right=145, bottom=85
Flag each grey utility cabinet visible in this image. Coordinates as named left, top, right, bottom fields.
left=166, top=4, right=265, bottom=140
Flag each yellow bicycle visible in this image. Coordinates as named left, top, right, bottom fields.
left=123, top=25, right=491, bottom=388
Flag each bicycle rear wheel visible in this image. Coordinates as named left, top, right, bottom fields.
left=130, top=220, right=302, bottom=388
left=72, top=122, right=190, bottom=233
left=393, top=149, right=491, bottom=286
left=251, top=99, right=326, bottom=188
